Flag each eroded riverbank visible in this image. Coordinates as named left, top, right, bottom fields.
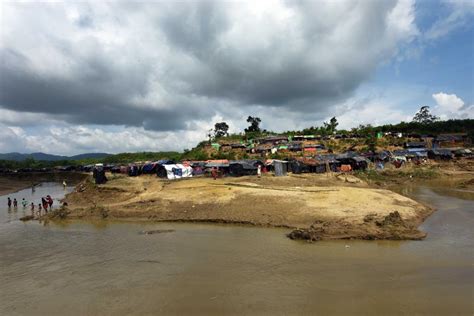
left=0, top=172, right=87, bottom=195
left=57, top=173, right=433, bottom=241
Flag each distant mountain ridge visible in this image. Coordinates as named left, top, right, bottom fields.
left=0, top=152, right=110, bottom=161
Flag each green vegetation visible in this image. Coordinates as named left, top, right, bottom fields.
left=283, top=119, right=474, bottom=139
left=1, top=111, right=473, bottom=170
left=353, top=119, right=473, bottom=138
left=100, top=152, right=181, bottom=164
left=0, top=152, right=182, bottom=170
left=355, top=168, right=440, bottom=184
left=410, top=168, right=439, bottom=179
left=213, top=122, right=229, bottom=138
left=412, top=106, right=439, bottom=124
left=0, top=158, right=77, bottom=170
left=181, top=148, right=209, bottom=161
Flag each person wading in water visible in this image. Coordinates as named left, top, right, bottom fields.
left=46, top=195, right=53, bottom=210
left=7, top=197, right=12, bottom=208
left=41, top=197, right=49, bottom=213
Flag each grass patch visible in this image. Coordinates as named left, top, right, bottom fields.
left=408, top=168, right=439, bottom=179
left=355, top=167, right=440, bottom=184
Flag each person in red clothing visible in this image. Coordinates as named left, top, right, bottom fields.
left=41, top=197, right=49, bottom=213
left=46, top=195, right=54, bottom=209
left=211, top=167, right=218, bottom=180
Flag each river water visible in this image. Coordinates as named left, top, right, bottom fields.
left=0, top=182, right=472, bottom=315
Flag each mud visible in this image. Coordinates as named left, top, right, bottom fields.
left=60, top=173, right=433, bottom=241
left=358, top=160, right=474, bottom=191
left=0, top=172, right=87, bottom=195
left=19, top=215, right=35, bottom=221
left=287, top=211, right=427, bottom=242
left=140, top=229, right=175, bottom=235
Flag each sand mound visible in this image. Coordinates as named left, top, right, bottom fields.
left=62, top=174, right=433, bottom=240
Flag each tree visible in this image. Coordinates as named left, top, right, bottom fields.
left=214, top=122, right=229, bottom=138
left=412, top=106, right=439, bottom=124
left=207, top=128, right=214, bottom=142
left=244, top=116, right=261, bottom=133
left=364, top=134, right=377, bottom=153
left=353, top=124, right=374, bottom=136
left=324, top=116, right=338, bottom=134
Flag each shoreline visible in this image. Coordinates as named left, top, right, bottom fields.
left=52, top=173, right=437, bottom=241
left=0, top=181, right=33, bottom=196
left=6, top=164, right=471, bottom=241
left=52, top=215, right=435, bottom=241
left=0, top=172, right=87, bottom=196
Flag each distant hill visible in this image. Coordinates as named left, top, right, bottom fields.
left=0, top=152, right=110, bottom=162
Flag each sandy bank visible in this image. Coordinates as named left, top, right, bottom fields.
left=0, top=178, right=32, bottom=196
left=60, top=173, right=433, bottom=240
left=355, top=160, right=474, bottom=200
left=0, top=172, right=87, bottom=195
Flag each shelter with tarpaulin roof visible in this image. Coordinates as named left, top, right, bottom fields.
left=256, top=135, right=288, bottom=145
left=428, top=149, right=454, bottom=161
left=288, top=142, right=303, bottom=152
left=265, top=159, right=289, bottom=176
left=434, top=133, right=471, bottom=148
left=335, top=152, right=369, bottom=170
left=316, top=154, right=341, bottom=172
left=228, top=160, right=264, bottom=177
left=404, top=141, right=426, bottom=149
left=454, top=148, right=473, bottom=158
left=156, top=163, right=193, bottom=180
left=205, top=160, right=230, bottom=176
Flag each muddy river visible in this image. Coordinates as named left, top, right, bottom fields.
left=0, top=182, right=473, bottom=315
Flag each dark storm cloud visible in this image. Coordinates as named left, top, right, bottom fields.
left=0, top=1, right=417, bottom=130
left=158, top=1, right=229, bottom=57
left=154, top=0, right=410, bottom=110
left=185, top=60, right=366, bottom=107
left=0, top=48, right=208, bottom=131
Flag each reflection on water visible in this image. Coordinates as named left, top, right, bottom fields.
left=0, top=183, right=473, bottom=315
left=396, top=179, right=474, bottom=201
left=0, top=182, right=73, bottom=224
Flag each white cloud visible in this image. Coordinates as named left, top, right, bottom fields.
left=0, top=121, right=218, bottom=156
left=424, top=0, right=474, bottom=40
left=1, top=1, right=419, bottom=124
left=432, top=92, right=464, bottom=111
left=0, top=108, right=63, bottom=127
left=334, top=98, right=412, bottom=130
left=432, top=92, right=474, bottom=119
left=0, top=1, right=470, bottom=155
left=0, top=125, right=29, bottom=153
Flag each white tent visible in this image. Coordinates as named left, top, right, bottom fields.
left=163, top=164, right=193, bottom=180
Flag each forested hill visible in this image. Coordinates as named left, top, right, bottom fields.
left=0, top=152, right=110, bottom=162
left=285, top=119, right=474, bottom=138
left=0, top=118, right=472, bottom=169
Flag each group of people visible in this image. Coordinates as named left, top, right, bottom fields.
left=7, top=195, right=55, bottom=216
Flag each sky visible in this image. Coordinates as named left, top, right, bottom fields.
left=0, top=0, right=473, bottom=155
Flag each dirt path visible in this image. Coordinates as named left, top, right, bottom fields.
left=60, top=173, right=433, bottom=241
